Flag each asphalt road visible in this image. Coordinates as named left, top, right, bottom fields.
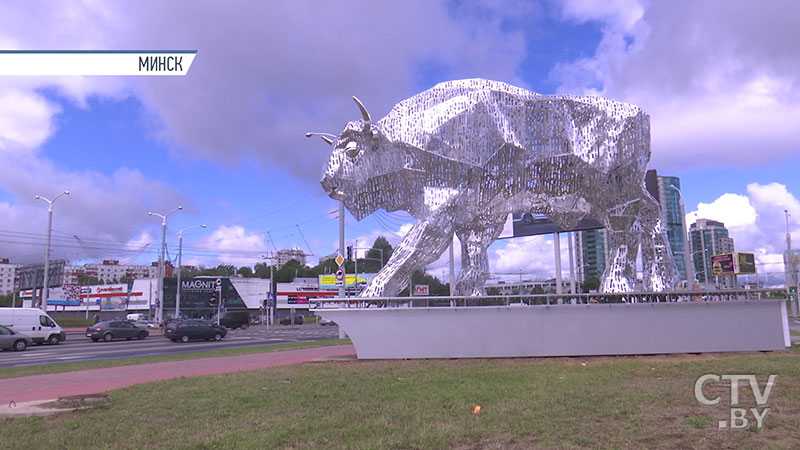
left=0, top=324, right=340, bottom=369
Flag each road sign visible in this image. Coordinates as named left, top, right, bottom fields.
left=215, top=278, right=222, bottom=292
left=335, top=253, right=345, bottom=267
left=335, top=268, right=344, bottom=280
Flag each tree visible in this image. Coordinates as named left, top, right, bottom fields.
left=77, top=274, right=103, bottom=286
left=581, top=276, right=600, bottom=293
left=237, top=266, right=254, bottom=278
left=362, top=236, right=392, bottom=273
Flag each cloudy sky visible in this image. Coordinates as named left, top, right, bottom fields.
left=1, top=0, right=799, bottom=283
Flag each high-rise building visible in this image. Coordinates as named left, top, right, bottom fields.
left=575, top=229, right=608, bottom=285
left=0, top=258, right=20, bottom=295
left=783, top=249, right=800, bottom=287
left=689, top=219, right=736, bottom=288
left=276, top=248, right=307, bottom=267
left=645, top=170, right=690, bottom=284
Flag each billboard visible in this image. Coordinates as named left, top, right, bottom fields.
left=17, top=260, right=66, bottom=290
left=711, top=253, right=736, bottom=276
left=736, top=252, right=757, bottom=274
left=711, top=252, right=757, bottom=275
left=318, top=273, right=376, bottom=289
left=510, top=213, right=603, bottom=238
left=412, top=285, right=429, bottom=296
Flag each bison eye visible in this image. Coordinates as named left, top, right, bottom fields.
left=345, top=141, right=360, bottom=158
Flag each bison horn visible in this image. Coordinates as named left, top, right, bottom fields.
left=353, top=96, right=371, bottom=122
left=320, top=135, right=334, bottom=145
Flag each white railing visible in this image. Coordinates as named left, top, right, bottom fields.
left=309, top=288, right=789, bottom=309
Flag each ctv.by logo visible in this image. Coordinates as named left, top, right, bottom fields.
left=694, top=374, right=777, bottom=430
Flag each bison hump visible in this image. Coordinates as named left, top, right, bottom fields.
left=376, top=78, right=649, bottom=171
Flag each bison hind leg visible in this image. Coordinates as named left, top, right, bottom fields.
left=454, top=216, right=507, bottom=296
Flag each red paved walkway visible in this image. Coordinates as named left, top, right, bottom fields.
left=0, top=344, right=355, bottom=404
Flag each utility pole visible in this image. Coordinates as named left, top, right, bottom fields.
left=148, top=206, right=182, bottom=324
left=176, top=224, right=206, bottom=319
left=786, top=210, right=798, bottom=315
left=339, top=200, right=345, bottom=300
left=35, top=190, right=70, bottom=310
left=554, top=232, right=562, bottom=297
left=568, top=231, right=576, bottom=295
left=354, top=239, right=358, bottom=294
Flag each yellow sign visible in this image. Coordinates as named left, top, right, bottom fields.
left=335, top=253, right=344, bottom=266
left=318, top=273, right=375, bottom=288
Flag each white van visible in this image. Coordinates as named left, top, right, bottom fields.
left=0, top=308, right=66, bottom=345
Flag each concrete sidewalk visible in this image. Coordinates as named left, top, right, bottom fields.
left=0, top=344, right=355, bottom=415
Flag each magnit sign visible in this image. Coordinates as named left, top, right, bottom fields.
left=181, top=279, right=220, bottom=293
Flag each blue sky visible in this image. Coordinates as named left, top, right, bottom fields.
left=1, top=0, right=799, bottom=282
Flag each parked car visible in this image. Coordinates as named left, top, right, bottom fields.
left=215, top=310, right=250, bottom=329
left=279, top=315, right=304, bottom=325
left=86, top=320, right=149, bottom=342
left=319, top=318, right=336, bottom=326
left=0, top=324, right=33, bottom=351
left=0, top=307, right=66, bottom=345
left=164, top=320, right=227, bottom=343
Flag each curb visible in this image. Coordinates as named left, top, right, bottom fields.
left=0, top=400, right=76, bottom=418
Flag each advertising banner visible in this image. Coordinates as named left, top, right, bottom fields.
left=412, top=285, right=430, bottom=296
left=736, top=252, right=757, bottom=274
left=711, top=254, right=736, bottom=276
left=711, top=252, right=757, bottom=275
left=510, top=213, right=603, bottom=238
left=318, top=273, right=376, bottom=289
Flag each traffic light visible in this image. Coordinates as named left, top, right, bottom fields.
left=209, top=296, right=218, bottom=306
left=347, top=246, right=353, bottom=262
left=789, top=286, right=797, bottom=302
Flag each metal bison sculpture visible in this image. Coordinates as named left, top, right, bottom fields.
left=314, top=79, right=677, bottom=296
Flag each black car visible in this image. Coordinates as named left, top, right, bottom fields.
left=165, top=320, right=227, bottom=343
left=279, top=315, right=304, bottom=325
left=215, top=310, right=250, bottom=329
left=86, top=320, right=149, bottom=342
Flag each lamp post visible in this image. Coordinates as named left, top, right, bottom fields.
left=785, top=210, right=798, bottom=315
left=690, top=214, right=709, bottom=289
left=261, top=253, right=276, bottom=327
left=148, top=206, right=182, bottom=324
left=176, top=224, right=206, bottom=319
left=669, top=185, right=695, bottom=288
left=35, top=190, right=70, bottom=311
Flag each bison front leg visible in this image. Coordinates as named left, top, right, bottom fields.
left=359, top=216, right=454, bottom=297
left=454, top=216, right=507, bottom=296
left=639, top=195, right=679, bottom=291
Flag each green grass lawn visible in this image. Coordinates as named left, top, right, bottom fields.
left=2, top=346, right=799, bottom=449
left=54, top=318, right=94, bottom=328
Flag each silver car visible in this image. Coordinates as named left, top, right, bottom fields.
left=0, top=324, right=33, bottom=351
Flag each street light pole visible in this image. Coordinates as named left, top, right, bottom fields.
left=670, top=185, right=695, bottom=288
left=148, top=206, right=182, bottom=324
left=176, top=224, right=206, bottom=319
left=35, top=190, right=69, bottom=311
left=261, top=253, right=276, bottom=327
left=785, top=210, right=798, bottom=315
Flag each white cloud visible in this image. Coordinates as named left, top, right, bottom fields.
left=687, top=183, right=800, bottom=278
left=193, top=225, right=267, bottom=267
left=553, top=0, right=800, bottom=170
left=0, top=89, right=60, bottom=155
